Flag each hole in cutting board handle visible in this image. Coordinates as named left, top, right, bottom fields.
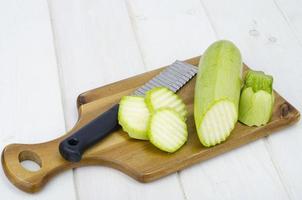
left=18, top=151, right=42, bottom=172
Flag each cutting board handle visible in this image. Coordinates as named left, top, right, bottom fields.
left=1, top=139, right=73, bottom=193
left=59, top=104, right=119, bottom=162
left=1, top=97, right=121, bottom=192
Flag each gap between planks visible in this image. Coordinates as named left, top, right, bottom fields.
left=124, top=0, right=148, bottom=70
left=199, top=0, right=219, bottom=38
left=124, top=0, right=188, bottom=199
left=272, top=0, right=302, bottom=47
left=261, top=0, right=302, bottom=198
left=45, top=0, right=79, bottom=199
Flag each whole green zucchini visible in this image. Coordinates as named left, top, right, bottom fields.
left=194, top=40, right=243, bottom=147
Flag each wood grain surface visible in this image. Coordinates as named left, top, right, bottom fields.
left=1, top=56, right=300, bottom=193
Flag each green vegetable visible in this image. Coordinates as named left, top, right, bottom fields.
left=145, top=87, right=187, bottom=120
left=239, top=70, right=274, bottom=126
left=118, top=87, right=189, bottom=152
left=118, top=96, right=150, bottom=140
left=194, top=40, right=243, bottom=147
left=148, top=108, right=188, bottom=153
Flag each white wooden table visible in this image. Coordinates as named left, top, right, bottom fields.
left=1, top=0, right=301, bottom=199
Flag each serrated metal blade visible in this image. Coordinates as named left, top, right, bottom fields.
left=133, top=60, right=198, bottom=96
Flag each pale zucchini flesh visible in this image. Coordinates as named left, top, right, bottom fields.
left=199, top=100, right=237, bottom=146
left=194, top=40, right=242, bottom=147
left=145, top=87, right=187, bottom=119
left=118, top=96, right=150, bottom=140
left=148, top=108, right=188, bottom=153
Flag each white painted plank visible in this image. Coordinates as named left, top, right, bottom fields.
left=0, top=0, right=76, bottom=199
left=47, top=0, right=184, bottom=199
left=126, top=0, right=216, bottom=70
left=274, top=0, right=302, bottom=45
left=127, top=0, right=292, bottom=199
left=182, top=0, right=302, bottom=199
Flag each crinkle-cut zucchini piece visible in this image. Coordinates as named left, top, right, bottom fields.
left=239, top=70, right=274, bottom=126
left=118, top=96, right=150, bottom=140
left=145, top=87, right=187, bottom=119
left=148, top=108, right=188, bottom=153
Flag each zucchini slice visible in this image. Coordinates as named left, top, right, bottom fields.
left=148, top=108, right=188, bottom=153
left=145, top=87, right=187, bottom=119
left=118, top=96, right=150, bottom=140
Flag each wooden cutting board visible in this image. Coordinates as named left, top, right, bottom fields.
left=2, top=56, right=300, bottom=193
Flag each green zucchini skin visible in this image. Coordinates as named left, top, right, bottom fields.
left=194, top=40, right=243, bottom=146
left=239, top=70, right=274, bottom=126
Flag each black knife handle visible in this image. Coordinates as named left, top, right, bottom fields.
left=59, top=104, right=119, bottom=162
